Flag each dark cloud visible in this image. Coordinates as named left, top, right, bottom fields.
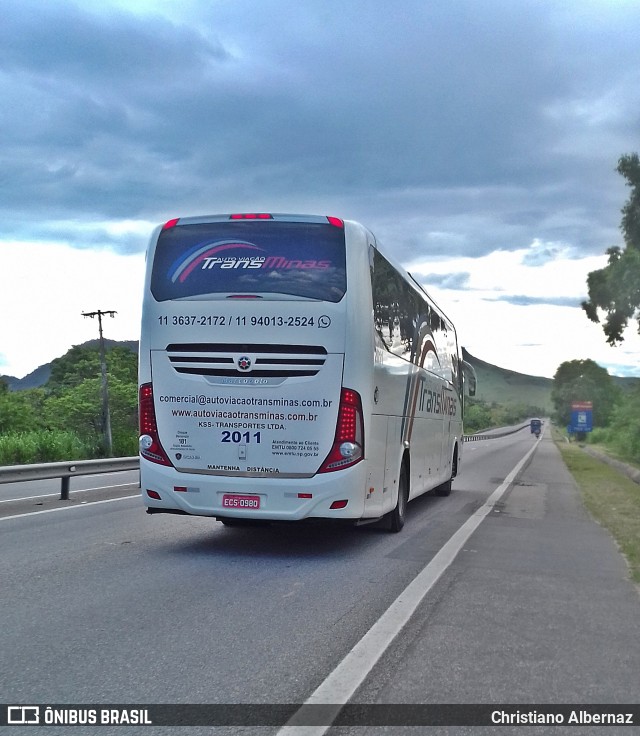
left=418, top=272, right=471, bottom=290
left=486, top=295, right=583, bottom=308
left=13, top=220, right=148, bottom=254
left=521, top=242, right=564, bottom=267
left=1, top=0, right=638, bottom=262
left=0, top=1, right=229, bottom=82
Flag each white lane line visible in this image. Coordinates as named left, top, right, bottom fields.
left=278, top=439, right=540, bottom=735
left=0, top=495, right=140, bottom=522
left=0, top=483, right=138, bottom=504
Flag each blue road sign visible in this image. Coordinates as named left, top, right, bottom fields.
left=569, top=401, right=593, bottom=433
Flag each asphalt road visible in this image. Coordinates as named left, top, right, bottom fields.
left=0, top=470, right=140, bottom=505
left=1, top=427, right=638, bottom=735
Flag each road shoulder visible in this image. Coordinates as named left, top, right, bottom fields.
left=358, top=433, right=640, bottom=706
left=0, top=483, right=140, bottom=520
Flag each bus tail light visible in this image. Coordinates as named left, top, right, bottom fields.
left=139, top=383, right=173, bottom=466
left=229, top=213, right=273, bottom=219
left=318, top=388, right=364, bottom=473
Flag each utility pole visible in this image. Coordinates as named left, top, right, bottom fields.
left=82, top=309, right=117, bottom=456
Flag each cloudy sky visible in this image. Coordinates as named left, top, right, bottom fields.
left=1, top=0, right=640, bottom=380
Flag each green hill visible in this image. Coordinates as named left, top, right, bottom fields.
left=1, top=340, right=138, bottom=391
left=462, top=348, right=553, bottom=412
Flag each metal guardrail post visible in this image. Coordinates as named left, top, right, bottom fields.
left=0, top=458, right=140, bottom=499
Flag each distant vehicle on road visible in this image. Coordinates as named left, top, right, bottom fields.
left=530, top=418, right=542, bottom=437
left=138, top=213, right=476, bottom=532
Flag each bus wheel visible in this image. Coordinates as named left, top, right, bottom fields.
left=435, top=447, right=456, bottom=497
left=434, top=477, right=452, bottom=497
left=386, top=465, right=409, bottom=533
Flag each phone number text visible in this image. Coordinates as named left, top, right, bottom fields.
left=158, top=315, right=316, bottom=327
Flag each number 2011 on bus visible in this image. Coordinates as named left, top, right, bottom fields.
left=222, top=431, right=262, bottom=444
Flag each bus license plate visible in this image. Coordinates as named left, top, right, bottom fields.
left=222, top=494, right=261, bottom=509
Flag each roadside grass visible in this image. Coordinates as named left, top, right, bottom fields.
left=0, top=430, right=98, bottom=465
left=587, top=440, right=640, bottom=472
left=0, top=429, right=137, bottom=464
left=554, top=430, right=640, bottom=584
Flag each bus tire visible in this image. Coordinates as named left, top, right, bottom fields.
left=435, top=445, right=457, bottom=497
left=434, top=477, right=452, bottom=496
left=385, top=464, right=409, bottom=533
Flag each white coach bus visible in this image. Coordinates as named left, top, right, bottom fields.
left=139, top=213, right=475, bottom=532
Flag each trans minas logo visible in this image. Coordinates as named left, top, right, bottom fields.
left=169, top=240, right=331, bottom=283
left=169, top=240, right=263, bottom=283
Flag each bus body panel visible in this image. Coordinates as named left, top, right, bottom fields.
left=146, top=292, right=348, bottom=479
left=368, top=239, right=464, bottom=512
left=372, top=352, right=455, bottom=506
left=139, top=214, right=465, bottom=526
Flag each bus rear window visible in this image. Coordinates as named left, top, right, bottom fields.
left=151, top=221, right=346, bottom=302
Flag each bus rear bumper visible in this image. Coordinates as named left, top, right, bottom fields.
left=140, top=459, right=368, bottom=522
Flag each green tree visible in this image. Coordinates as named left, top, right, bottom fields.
left=463, top=399, right=493, bottom=433
left=606, top=385, right=640, bottom=461
left=48, top=345, right=137, bottom=394
left=551, top=359, right=620, bottom=428
left=0, top=384, right=46, bottom=433
left=0, top=345, right=139, bottom=461
left=582, top=153, right=640, bottom=344
left=40, top=344, right=138, bottom=456
left=44, top=377, right=137, bottom=437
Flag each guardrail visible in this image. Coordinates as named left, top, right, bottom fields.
left=0, top=424, right=535, bottom=501
left=0, top=457, right=140, bottom=500
left=463, top=423, right=532, bottom=442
